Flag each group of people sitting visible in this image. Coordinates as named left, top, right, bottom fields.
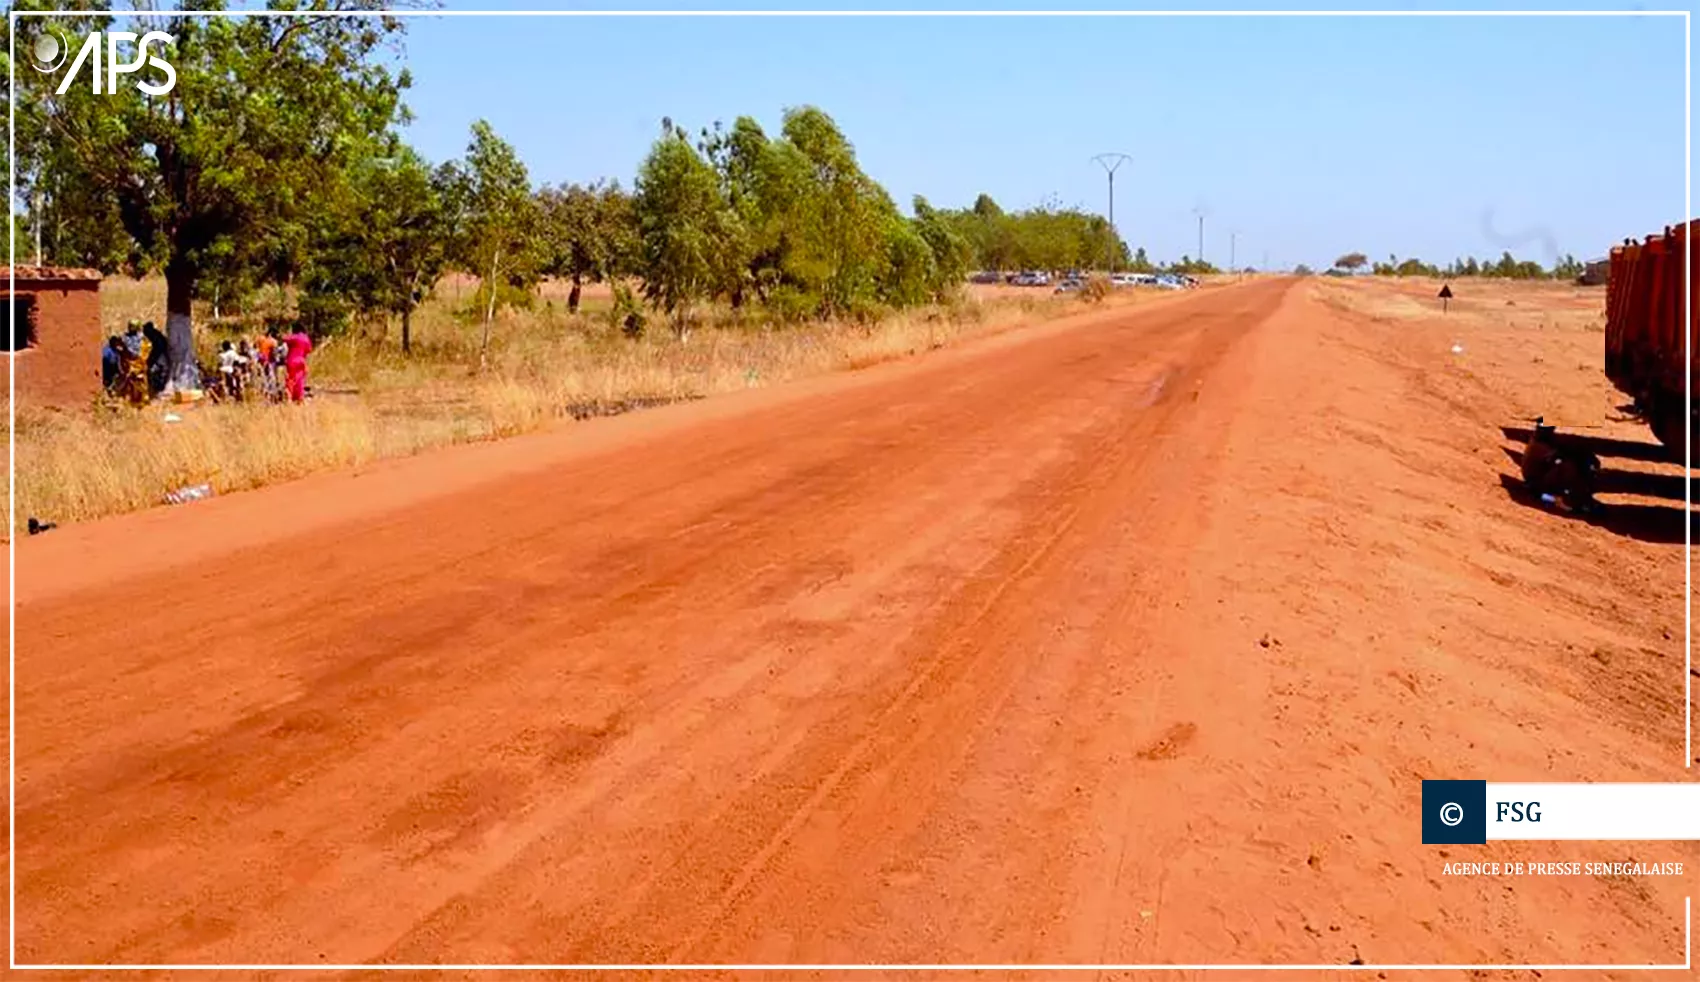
left=102, top=320, right=314, bottom=407
left=102, top=320, right=171, bottom=406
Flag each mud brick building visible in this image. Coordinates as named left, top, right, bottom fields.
left=4, top=266, right=103, bottom=407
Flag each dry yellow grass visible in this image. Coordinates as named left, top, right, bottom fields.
left=1311, top=275, right=1607, bottom=334
left=12, top=277, right=1166, bottom=531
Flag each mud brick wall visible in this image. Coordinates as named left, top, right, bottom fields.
left=10, top=278, right=103, bottom=408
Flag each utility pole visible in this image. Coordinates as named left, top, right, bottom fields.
left=1091, top=153, right=1131, bottom=273
left=1193, top=207, right=1205, bottom=268
left=1230, top=231, right=1237, bottom=274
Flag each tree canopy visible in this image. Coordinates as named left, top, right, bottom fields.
left=7, top=3, right=413, bottom=385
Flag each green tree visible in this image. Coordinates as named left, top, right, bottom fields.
left=635, top=122, right=724, bottom=338
left=697, top=117, right=771, bottom=309
left=879, top=215, right=936, bottom=310
left=780, top=106, right=892, bottom=317
left=447, top=120, right=541, bottom=362
left=911, top=196, right=972, bottom=300
left=1488, top=251, right=1532, bottom=278
left=1551, top=253, right=1584, bottom=281
left=539, top=180, right=637, bottom=314
left=302, top=148, right=453, bottom=352
left=7, top=5, right=412, bottom=389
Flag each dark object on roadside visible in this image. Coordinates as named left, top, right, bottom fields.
left=27, top=517, right=56, bottom=535
left=1520, top=417, right=1602, bottom=514
left=1438, top=283, right=1453, bottom=313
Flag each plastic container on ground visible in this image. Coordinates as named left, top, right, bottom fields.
left=163, top=483, right=215, bottom=506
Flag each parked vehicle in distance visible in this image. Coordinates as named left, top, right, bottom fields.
left=1010, top=271, right=1052, bottom=287
left=969, top=271, right=1002, bottom=285
left=1054, top=278, right=1084, bottom=294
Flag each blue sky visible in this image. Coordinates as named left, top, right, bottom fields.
left=14, top=4, right=1689, bottom=270
left=387, top=4, right=1687, bottom=269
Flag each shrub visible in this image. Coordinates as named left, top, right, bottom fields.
left=1079, top=274, right=1113, bottom=304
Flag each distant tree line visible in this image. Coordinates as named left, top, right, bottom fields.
left=1330, top=251, right=1587, bottom=280
left=10, top=7, right=1167, bottom=367
left=935, top=193, right=1127, bottom=274
left=10, top=8, right=1592, bottom=382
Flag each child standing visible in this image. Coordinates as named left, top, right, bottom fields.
left=263, top=328, right=288, bottom=401
left=102, top=336, right=123, bottom=393
left=236, top=339, right=257, bottom=399
left=216, top=340, right=249, bottom=402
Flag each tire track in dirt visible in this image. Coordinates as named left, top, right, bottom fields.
left=22, top=276, right=1685, bottom=973
left=16, top=284, right=1283, bottom=965
left=369, top=295, right=1274, bottom=966
left=661, top=308, right=1266, bottom=967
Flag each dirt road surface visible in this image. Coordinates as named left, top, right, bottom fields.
left=12, top=278, right=1695, bottom=977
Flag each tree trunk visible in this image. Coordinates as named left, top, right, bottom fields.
left=480, top=248, right=501, bottom=370
left=568, top=276, right=582, bottom=315
left=401, top=306, right=413, bottom=355
left=164, top=263, right=199, bottom=393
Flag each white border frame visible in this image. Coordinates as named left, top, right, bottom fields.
left=6, top=5, right=1693, bottom=971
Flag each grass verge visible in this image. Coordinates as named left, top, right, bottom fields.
left=12, top=280, right=1161, bottom=532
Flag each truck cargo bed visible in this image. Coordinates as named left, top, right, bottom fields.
left=1603, top=220, right=1696, bottom=461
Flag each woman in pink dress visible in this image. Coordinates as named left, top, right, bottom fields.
left=284, top=327, right=314, bottom=403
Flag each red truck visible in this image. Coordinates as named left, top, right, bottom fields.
left=1603, top=220, right=1697, bottom=462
